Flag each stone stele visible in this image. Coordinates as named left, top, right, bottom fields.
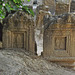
left=3, top=11, right=35, bottom=53
left=43, top=13, right=75, bottom=69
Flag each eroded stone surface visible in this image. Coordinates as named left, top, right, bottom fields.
left=3, top=11, right=35, bottom=53
left=43, top=0, right=56, bottom=14
left=43, top=13, right=75, bottom=57
left=43, top=13, right=75, bottom=68
left=55, top=3, right=69, bottom=15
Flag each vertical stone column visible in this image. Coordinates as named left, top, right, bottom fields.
left=29, top=27, right=35, bottom=54
left=2, top=30, right=11, bottom=48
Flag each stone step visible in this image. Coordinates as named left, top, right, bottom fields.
left=52, top=61, right=75, bottom=69
left=46, top=57, right=75, bottom=70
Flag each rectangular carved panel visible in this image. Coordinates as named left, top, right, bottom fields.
left=24, top=32, right=27, bottom=50
left=13, top=33, right=24, bottom=48
left=55, top=37, right=66, bottom=50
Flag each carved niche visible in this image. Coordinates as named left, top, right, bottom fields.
left=55, top=37, right=66, bottom=50
left=3, top=11, right=35, bottom=53
left=13, top=33, right=24, bottom=48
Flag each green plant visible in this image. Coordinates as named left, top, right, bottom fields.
left=0, top=0, right=34, bottom=20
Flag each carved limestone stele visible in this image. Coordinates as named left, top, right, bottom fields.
left=43, top=13, right=75, bottom=57
left=43, top=13, right=75, bottom=69
left=3, top=11, right=35, bottom=53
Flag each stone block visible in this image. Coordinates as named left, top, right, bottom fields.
left=43, top=13, right=75, bottom=57
left=43, top=13, right=75, bottom=69
left=3, top=11, right=35, bottom=53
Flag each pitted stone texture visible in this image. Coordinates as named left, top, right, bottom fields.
left=55, top=3, right=69, bottom=15
left=3, top=11, right=35, bottom=53
left=43, top=13, right=75, bottom=57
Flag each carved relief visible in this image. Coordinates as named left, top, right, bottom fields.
left=55, top=37, right=66, bottom=50
left=13, top=33, right=24, bottom=48
left=3, top=11, right=35, bottom=53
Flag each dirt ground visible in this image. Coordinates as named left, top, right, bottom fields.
left=0, top=49, right=75, bottom=75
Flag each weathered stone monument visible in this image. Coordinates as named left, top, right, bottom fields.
left=43, top=13, right=75, bottom=69
left=3, top=11, right=35, bottom=53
